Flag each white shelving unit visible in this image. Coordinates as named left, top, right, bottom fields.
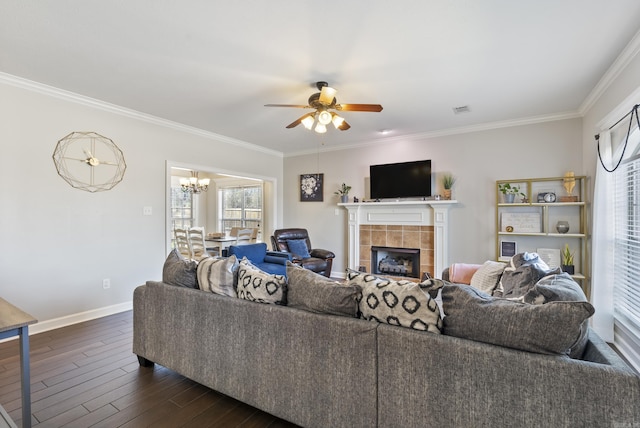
left=495, top=176, right=589, bottom=296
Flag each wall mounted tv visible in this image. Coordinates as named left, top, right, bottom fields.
left=369, top=159, right=432, bottom=200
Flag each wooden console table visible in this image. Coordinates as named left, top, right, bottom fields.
left=0, top=298, right=37, bottom=428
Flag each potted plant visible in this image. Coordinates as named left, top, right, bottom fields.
left=334, top=183, right=352, bottom=203
left=498, top=183, right=525, bottom=203
left=442, top=174, right=456, bottom=200
left=561, top=243, right=575, bottom=275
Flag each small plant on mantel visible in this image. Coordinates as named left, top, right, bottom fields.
left=442, top=174, right=456, bottom=200
left=334, top=183, right=352, bottom=203
left=561, top=244, right=575, bottom=275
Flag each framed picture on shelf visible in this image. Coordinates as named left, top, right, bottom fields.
left=500, top=240, right=517, bottom=261
left=300, top=173, right=323, bottom=202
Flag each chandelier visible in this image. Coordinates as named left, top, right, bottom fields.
left=180, top=171, right=210, bottom=194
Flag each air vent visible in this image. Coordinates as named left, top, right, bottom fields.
left=452, top=105, right=471, bottom=114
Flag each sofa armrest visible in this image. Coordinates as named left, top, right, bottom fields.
left=264, top=252, right=292, bottom=265
left=310, top=248, right=335, bottom=259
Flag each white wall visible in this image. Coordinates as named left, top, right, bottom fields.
left=0, top=80, right=283, bottom=324
left=283, top=118, right=584, bottom=276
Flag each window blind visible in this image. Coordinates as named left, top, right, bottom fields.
left=613, top=145, right=640, bottom=367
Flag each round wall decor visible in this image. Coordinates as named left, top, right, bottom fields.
left=52, top=132, right=126, bottom=192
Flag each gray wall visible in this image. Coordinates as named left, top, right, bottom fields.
left=283, top=119, right=583, bottom=275
left=0, top=80, right=283, bottom=324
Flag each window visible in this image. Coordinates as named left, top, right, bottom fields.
left=611, top=120, right=640, bottom=369
left=170, top=176, right=194, bottom=246
left=219, top=185, right=262, bottom=237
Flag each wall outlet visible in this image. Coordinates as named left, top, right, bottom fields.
left=143, top=206, right=153, bottom=216
left=102, top=278, right=111, bottom=289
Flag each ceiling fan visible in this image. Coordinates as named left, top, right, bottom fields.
left=265, top=81, right=383, bottom=133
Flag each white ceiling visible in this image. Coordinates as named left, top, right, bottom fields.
left=2, top=1, right=640, bottom=155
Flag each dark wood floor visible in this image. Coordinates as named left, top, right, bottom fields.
left=0, top=311, right=300, bottom=427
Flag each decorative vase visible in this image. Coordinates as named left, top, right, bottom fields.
left=443, top=189, right=452, bottom=200
left=340, top=195, right=348, bottom=203
left=556, top=221, right=570, bottom=234
left=562, top=265, right=575, bottom=275
left=504, top=194, right=515, bottom=203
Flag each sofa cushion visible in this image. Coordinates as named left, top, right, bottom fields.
left=196, top=255, right=239, bottom=297
left=523, top=273, right=591, bottom=358
left=495, top=252, right=561, bottom=298
left=236, top=258, right=287, bottom=304
left=287, top=261, right=360, bottom=317
left=440, top=283, right=595, bottom=355
left=470, top=260, right=506, bottom=294
left=287, top=239, right=311, bottom=258
left=162, top=249, right=198, bottom=288
left=229, top=243, right=267, bottom=263
left=346, top=269, right=442, bottom=333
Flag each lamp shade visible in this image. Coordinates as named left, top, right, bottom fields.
left=314, top=123, right=327, bottom=133
left=318, top=110, right=332, bottom=125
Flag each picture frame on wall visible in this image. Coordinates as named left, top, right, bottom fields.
left=499, top=240, right=517, bottom=261
left=300, top=173, right=323, bottom=202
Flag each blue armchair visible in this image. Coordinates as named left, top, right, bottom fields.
left=228, top=243, right=292, bottom=276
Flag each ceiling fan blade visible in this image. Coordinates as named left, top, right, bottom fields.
left=286, top=112, right=315, bottom=129
left=335, top=103, right=383, bottom=112
left=318, top=86, right=337, bottom=105
left=338, top=120, right=351, bottom=131
left=264, top=104, right=312, bottom=108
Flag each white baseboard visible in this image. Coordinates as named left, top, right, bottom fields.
left=0, top=301, right=132, bottom=342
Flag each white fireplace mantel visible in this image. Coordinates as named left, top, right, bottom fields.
left=339, top=200, right=457, bottom=277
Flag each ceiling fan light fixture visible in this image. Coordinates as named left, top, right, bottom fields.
left=317, top=110, right=332, bottom=125
left=331, top=113, right=345, bottom=128
left=301, top=114, right=315, bottom=130
left=314, top=123, right=327, bottom=133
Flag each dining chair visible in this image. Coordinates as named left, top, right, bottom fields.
left=188, top=227, right=210, bottom=261
left=174, top=228, right=192, bottom=259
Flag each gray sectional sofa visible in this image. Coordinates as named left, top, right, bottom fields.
left=133, top=279, right=640, bottom=428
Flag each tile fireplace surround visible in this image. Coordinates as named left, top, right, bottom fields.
left=340, top=200, right=457, bottom=279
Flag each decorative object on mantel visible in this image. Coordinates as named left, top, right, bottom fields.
left=561, top=243, right=575, bottom=275
left=556, top=220, right=570, bottom=234
left=334, top=183, right=352, bottom=203
left=300, top=173, right=324, bottom=202
left=52, top=131, right=126, bottom=193
left=180, top=171, right=210, bottom=194
left=559, top=171, right=579, bottom=202
left=498, top=183, right=525, bottom=203
left=442, top=174, right=456, bottom=200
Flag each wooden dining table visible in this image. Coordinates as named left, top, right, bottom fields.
left=205, top=236, right=237, bottom=256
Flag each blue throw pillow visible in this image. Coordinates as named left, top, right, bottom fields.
left=287, top=239, right=311, bottom=258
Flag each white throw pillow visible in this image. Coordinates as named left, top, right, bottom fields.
left=197, top=255, right=239, bottom=297
left=470, top=260, right=506, bottom=295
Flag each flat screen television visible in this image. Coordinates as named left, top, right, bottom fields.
left=369, top=159, right=432, bottom=200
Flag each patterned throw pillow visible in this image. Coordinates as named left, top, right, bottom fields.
left=346, top=269, right=443, bottom=333
left=196, top=255, right=239, bottom=297
left=440, top=283, right=594, bottom=356
left=470, top=260, right=506, bottom=295
left=236, top=258, right=287, bottom=304
left=287, top=261, right=360, bottom=317
left=162, top=249, right=198, bottom=288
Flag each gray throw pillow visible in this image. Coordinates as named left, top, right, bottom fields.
left=236, top=258, right=287, bottom=304
left=346, top=269, right=443, bottom=333
left=496, top=252, right=561, bottom=298
left=441, top=283, right=595, bottom=356
left=523, top=273, right=590, bottom=358
left=162, top=249, right=198, bottom=288
left=287, top=261, right=360, bottom=317
left=197, top=255, right=239, bottom=297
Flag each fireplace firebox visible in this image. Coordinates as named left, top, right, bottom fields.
left=371, top=246, right=420, bottom=278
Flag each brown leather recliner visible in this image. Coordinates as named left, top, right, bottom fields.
left=271, top=228, right=335, bottom=277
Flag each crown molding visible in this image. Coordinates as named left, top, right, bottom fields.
left=580, top=28, right=640, bottom=115
left=284, top=110, right=582, bottom=158
left=0, top=72, right=283, bottom=158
